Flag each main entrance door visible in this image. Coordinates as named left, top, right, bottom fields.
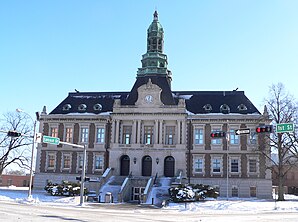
left=120, top=155, right=130, bottom=176
left=142, top=155, right=152, bottom=176
left=164, top=156, right=175, bottom=177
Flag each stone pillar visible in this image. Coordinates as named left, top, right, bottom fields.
left=115, top=120, right=120, bottom=144
left=159, top=120, right=163, bottom=144
left=177, top=120, right=181, bottom=144
left=132, top=120, right=137, bottom=144
left=137, top=120, right=141, bottom=144
left=155, top=120, right=159, bottom=144
left=181, top=121, right=186, bottom=144
left=111, top=120, right=115, bottom=143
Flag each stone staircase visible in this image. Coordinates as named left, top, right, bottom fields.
left=98, top=176, right=126, bottom=203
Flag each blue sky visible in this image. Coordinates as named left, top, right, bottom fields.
left=1, top=0, right=298, bottom=120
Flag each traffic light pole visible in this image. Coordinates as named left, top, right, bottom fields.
left=59, top=141, right=86, bottom=206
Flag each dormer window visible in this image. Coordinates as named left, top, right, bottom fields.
left=93, top=104, right=102, bottom=111
left=220, top=104, right=230, bottom=114
left=203, top=104, right=212, bottom=112
left=62, top=104, right=72, bottom=111
left=78, top=104, right=87, bottom=111
left=237, top=104, right=247, bottom=111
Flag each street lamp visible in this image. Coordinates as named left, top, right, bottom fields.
left=16, top=109, right=40, bottom=200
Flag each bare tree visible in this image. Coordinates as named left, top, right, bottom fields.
left=0, top=111, right=34, bottom=175
left=263, top=83, right=298, bottom=201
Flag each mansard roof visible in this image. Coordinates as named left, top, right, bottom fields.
left=49, top=89, right=260, bottom=115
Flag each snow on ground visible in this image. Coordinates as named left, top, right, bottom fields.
left=1, top=186, right=298, bottom=214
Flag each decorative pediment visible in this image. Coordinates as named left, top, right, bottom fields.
left=135, top=78, right=163, bottom=106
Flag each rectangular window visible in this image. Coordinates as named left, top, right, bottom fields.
left=231, top=159, right=239, bottom=173
left=165, top=126, right=175, bottom=145
left=248, top=131, right=257, bottom=145
left=96, top=127, right=105, bottom=143
left=63, top=154, right=71, bottom=169
left=77, top=153, right=83, bottom=170
left=50, top=127, right=58, bottom=138
left=250, top=186, right=257, bottom=197
left=48, top=153, right=55, bottom=168
left=194, top=158, right=204, bottom=173
left=65, top=127, right=73, bottom=143
left=94, top=155, right=103, bottom=170
left=232, top=186, right=238, bottom=197
left=211, top=128, right=222, bottom=145
left=144, top=126, right=154, bottom=144
left=122, top=126, right=132, bottom=144
left=249, top=159, right=257, bottom=173
left=194, top=128, right=204, bottom=145
left=81, top=127, right=89, bottom=143
left=212, top=158, right=221, bottom=173
left=230, top=129, right=239, bottom=145
left=7, top=179, right=12, bottom=186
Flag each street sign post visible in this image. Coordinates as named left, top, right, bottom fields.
left=43, top=135, right=60, bottom=145
left=235, top=128, right=250, bottom=135
left=276, top=123, right=294, bottom=133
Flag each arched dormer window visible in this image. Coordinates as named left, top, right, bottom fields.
left=203, top=104, right=212, bottom=113
left=93, top=103, right=102, bottom=111
left=220, top=104, right=230, bottom=114
left=62, top=104, right=72, bottom=111
left=78, top=104, right=87, bottom=111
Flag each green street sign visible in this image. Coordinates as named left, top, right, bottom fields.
left=276, top=123, right=294, bottom=133
left=43, top=135, right=60, bottom=145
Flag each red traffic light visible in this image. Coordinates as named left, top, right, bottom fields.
left=256, top=125, right=273, bottom=133
left=210, top=131, right=226, bottom=138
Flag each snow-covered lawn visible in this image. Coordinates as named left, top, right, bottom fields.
left=1, top=186, right=298, bottom=214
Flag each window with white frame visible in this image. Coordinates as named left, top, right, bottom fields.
left=194, top=128, right=204, bottom=145
left=165, top=126, right=175, bottom=145
left=144, top=126, right=154, bottom=144
left=211, top=128, right=222, bottom=145
left=62, top=153, right=71, bottom=169
left=50, top=127, right=58, bottom=138
left=194, top=157, right=204, bottom=173
left=212, top=157, right=222, bottom=173
left=122, top=126, right=132, bottom=144
left=230, top=158, right=239, bottom=173
left=229, top=129, right=239, bottom=145
left=94, top=154, right=104, bottom=171
left=96, top=127, right=105, bottom=143
left=47, top=152, right=56, bottom=169
left=80, top=127, right=89, bottom=143
left=65, top=127, right=73, bottom=143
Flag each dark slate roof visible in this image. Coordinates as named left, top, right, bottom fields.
left=50, top=89, right=260, bottom=115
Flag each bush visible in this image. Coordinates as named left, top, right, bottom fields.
left=169, top=184, right=219, bottom=202
left=44, top=180, right=87, bottom=196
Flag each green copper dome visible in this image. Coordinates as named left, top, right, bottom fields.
left=147, top=11, right=164, bottom=35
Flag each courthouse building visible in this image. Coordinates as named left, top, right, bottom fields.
left=34, top=11, right=272, bottom=200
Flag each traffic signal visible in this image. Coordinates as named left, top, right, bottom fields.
left=256, top=125, right=273, bottom=133
left=76, top=176, right=81, bottom=181
left=7, top=131, right=22, bottom=137
left=210, top=131, right=226, bottom=138
left=76, top=176, right=90, bottom=182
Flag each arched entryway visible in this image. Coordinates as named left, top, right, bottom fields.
left=164, top=156, right=175, bottom=177
left=142, top=155, right=152, bottom=176
left=120, top=155, right=130, bottom=176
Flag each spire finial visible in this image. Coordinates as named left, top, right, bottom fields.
left=153, top=10, right=158, bottom=21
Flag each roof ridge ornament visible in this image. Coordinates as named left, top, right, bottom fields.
left=146, top=78, right=153, bottom=89
left=153, top=10, right=158, bottom=21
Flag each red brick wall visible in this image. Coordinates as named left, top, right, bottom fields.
left=0, top=175, right=32, bottom=187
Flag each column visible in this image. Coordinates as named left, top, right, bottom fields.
left=137, top=120, right=141, bottom=144
left=132, top=120, right=137, bottom=144
left=159, top=120, right=163, bottom=144
left=181, top=121, right=186, bottom=144
left=111, top=120, right=115, bottom=143
left=115, top=120, right=120, bottom=144
left=177, top=120, right=181, bottom=144
left=155, top=120, right=159, bottom=144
